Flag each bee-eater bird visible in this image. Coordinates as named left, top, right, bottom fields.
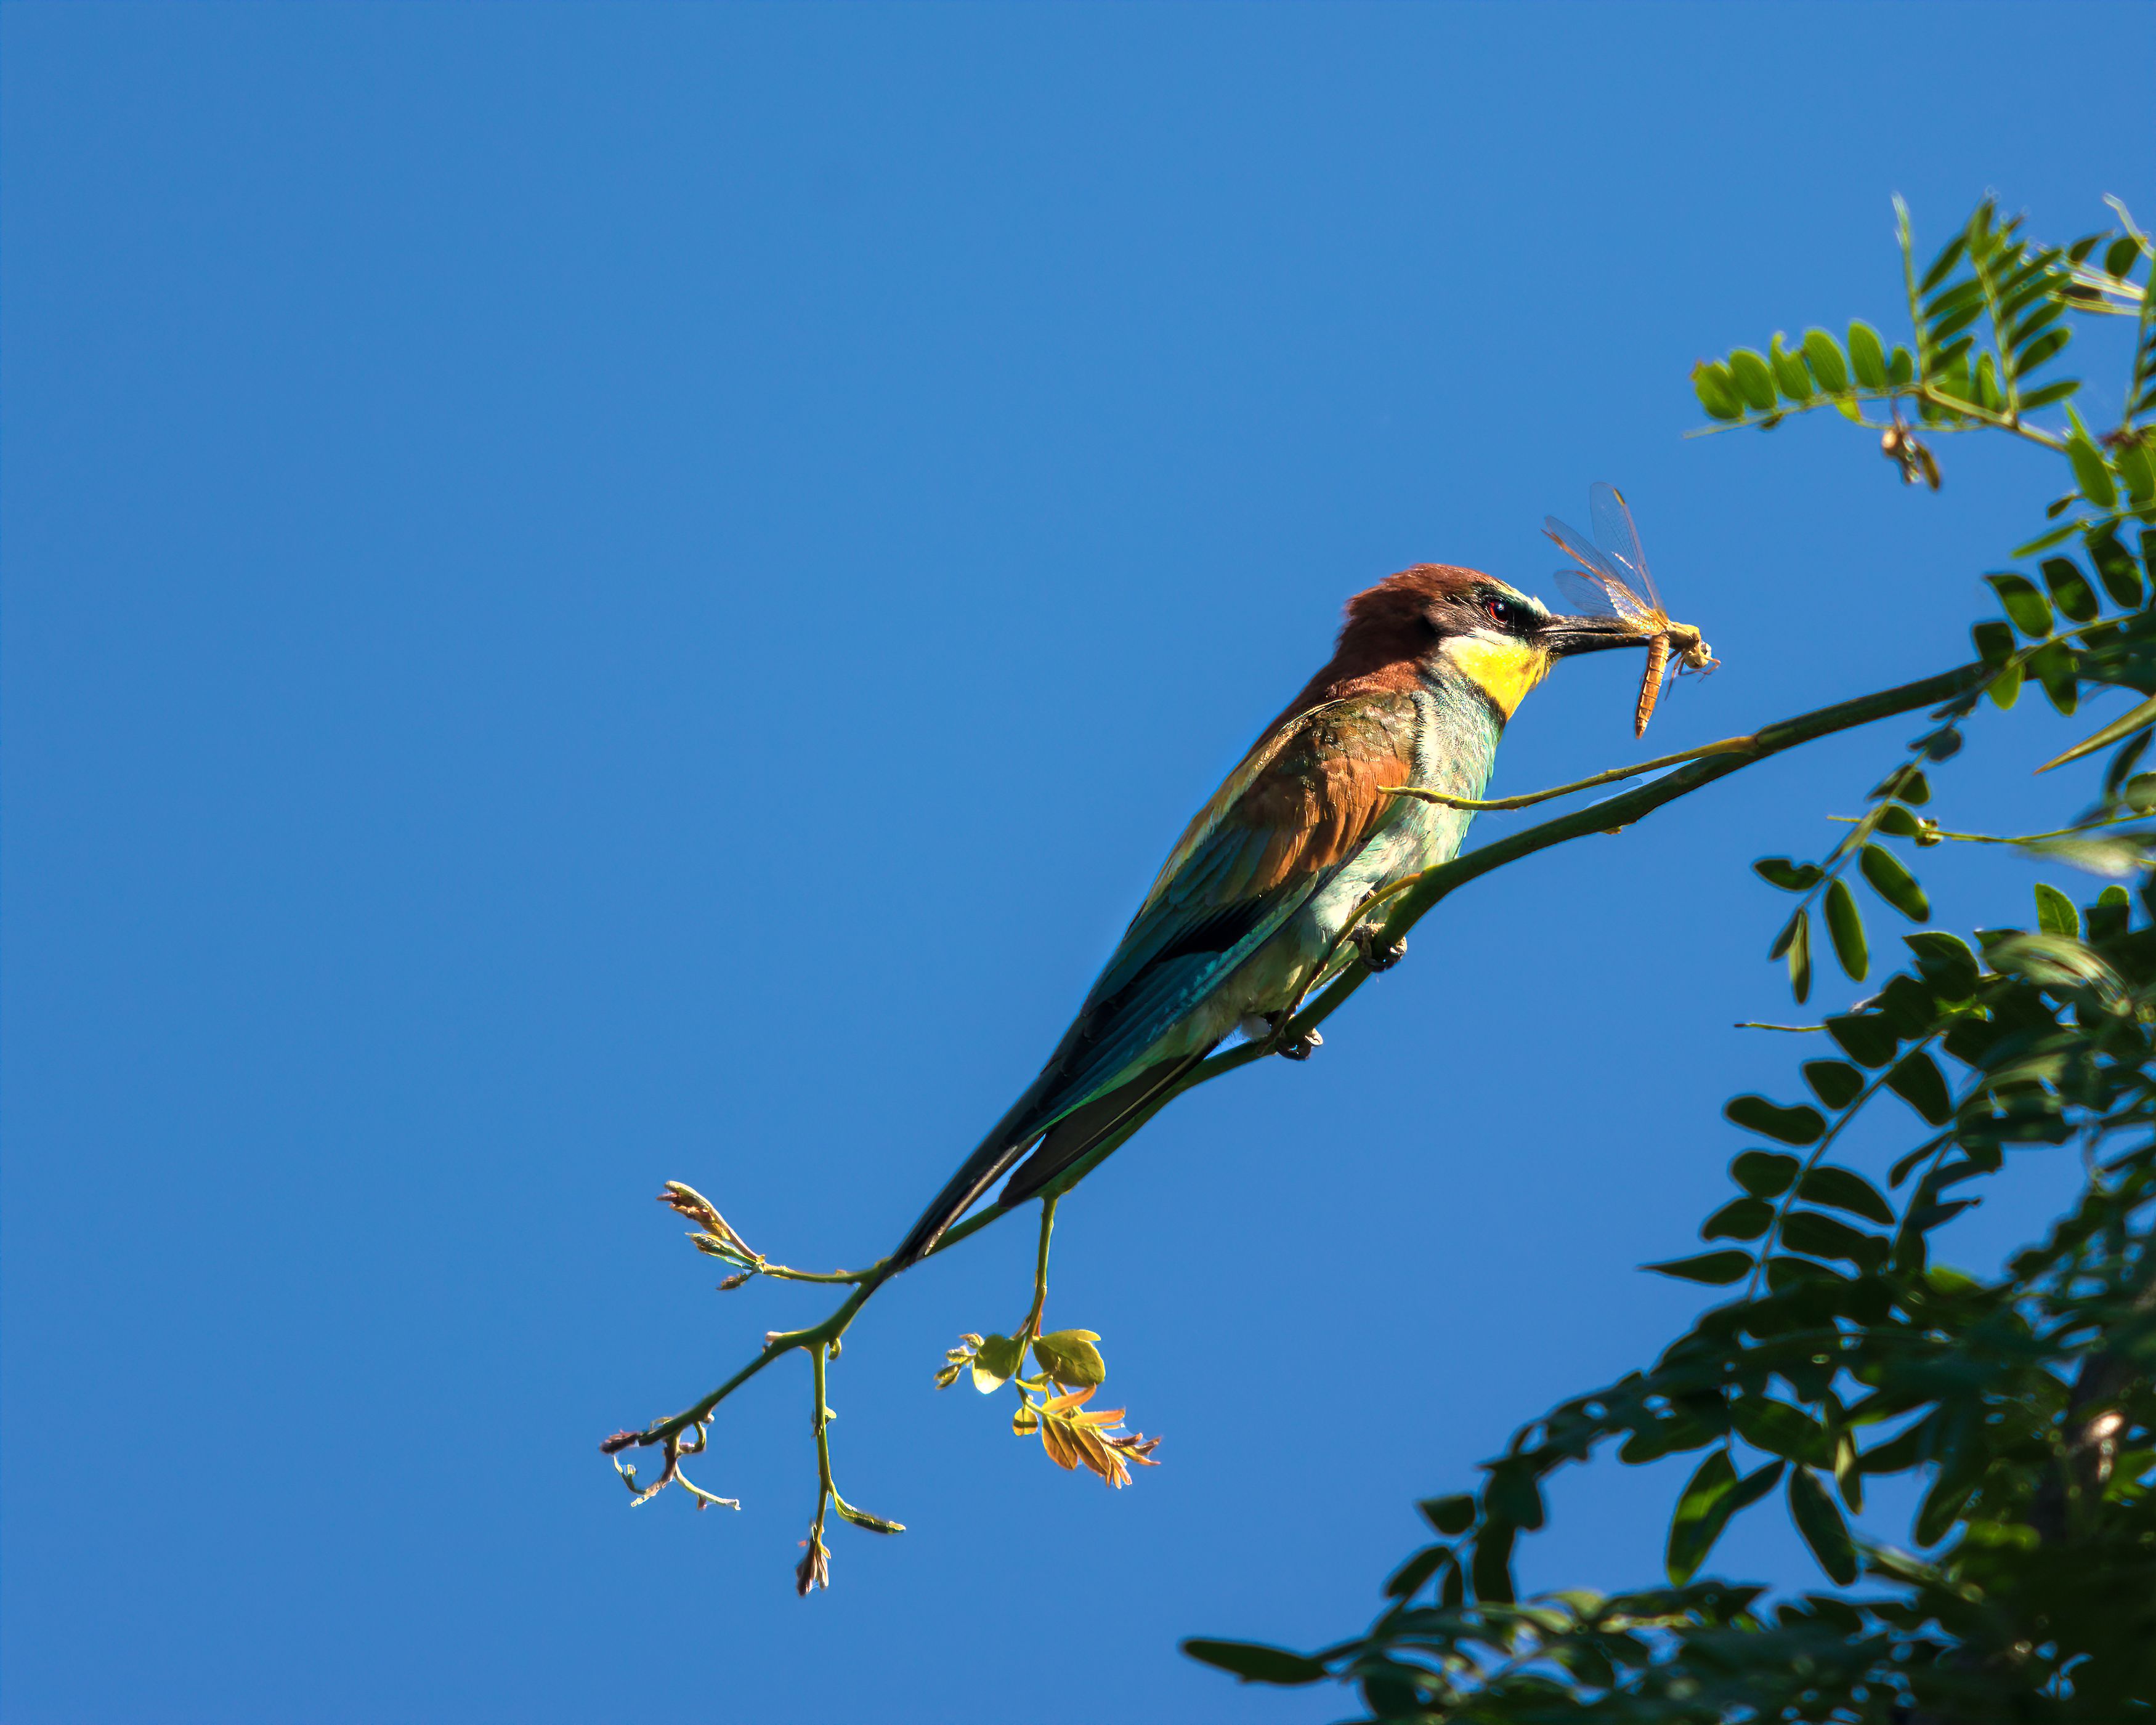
left=890, top=565, right=1647, bottom=1271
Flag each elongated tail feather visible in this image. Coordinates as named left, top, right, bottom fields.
left=998, top=1055, right=1204, bottom=1210
left=888, top=1098, right=1051, bottom=1272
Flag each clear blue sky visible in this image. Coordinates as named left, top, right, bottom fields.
left=4, top=4, right=2151, bottom=1721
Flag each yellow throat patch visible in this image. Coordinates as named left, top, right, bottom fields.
left=1444, top=634, right=1552, bottom=719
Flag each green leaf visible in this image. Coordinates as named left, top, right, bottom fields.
left=1799, top=1165, right=1894, bottom=1224
left=2028, top=639, right=2080, bottom=716
left=1801, top=328, right=1849, bottom=394
left=1181, top=1640, right=1327, bottom=1686
left=1859, top=844, right=1930, bottom=921
left=2118, top=440, right=2156, bottom=508
left=1754, top=857, right=1823, bottom=892
left=2018, top=378, right=2081, bottom=412
left=1988, top=657, right=2024, bottom=710
left=1418, top=1493, right=1477, bottom=1535
left=2040, top=556, right=2099, bottom=623
left=1970, top=618, right=2015, bottom=667
left=1787, top=907, right=1812, bottom=1004
left=1801, top=1059, right=1865, bottom=1109
left=1384, top=1543, right=1453, bottom=1599
left=1692, top=360, right=1743, bottom=421
left=1887, top=345, right=1914, bottom=386
left=1915, top=1471, right=1978, bottom=1548
left=1726, top=1095, right=1826, bottom=1145
left=2088, top=526, right=2145, bottom=607
left=1731, top=1399, right=1831, bottom=1466
left=1644, top=1250, right=1754, bottom=1285
left=1031, top=1330, right=1107, bottom=1389
left=1703, top=1196, right=1775, bottom=1240
left=1918, top=232, right=1968, bottom=294
left=1823, top=880, right=1867, bottom=981
left=1788, top=1465, right=1859, bottom=1585
left=1470, top=1521, right=1516, bottom=1603
left=1846, top=320, right=1887, bottom=387
left=1781, top=1210, right=1885, bottom=1267
left=1874, top=804, right=1925, bottom=838
left=833, top=1499, right=907, bottom=1533
left=1886, top=1050, right=1954, bottom=1125
left=1904, top=931, right=1979, bottom=997
left=1726, top=349, right=1776, bottom=412
left=1732, top=1149, right=1801, bottom=1198
left=1825, top=1012, right=1899, bottom=1067
left=2067, top=435, right=2117, bottom=509
left=1769, top=333, right=1814, bottom=402
left=971, top=1333, right=1023, bottom=1392
left=2016, top=327, right=2070, bottom=374
left=2033, top=881, right=2081, bottom=937
left=1664, top=1449, right=1738, bottom=1585
left=2104, top=233, right=2141, bottom=278
left=1985, top=573, right=2053, bottom=637
left=2033, top=691, right=2156, bottom=774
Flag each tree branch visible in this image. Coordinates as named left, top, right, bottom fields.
left=614, top=660, right=1987, bottom=1455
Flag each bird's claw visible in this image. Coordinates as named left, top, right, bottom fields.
left=1278, top=1025, right=1323, bottom=1061
left=1350, top=924, right=1408, bottom=973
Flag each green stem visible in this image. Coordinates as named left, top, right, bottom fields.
left=810, top=1341, right=834, bottom=1539
left=1688, top=384, right=2067, bottom=450
left=1019, top=1197, right=1058, bottom=1344
left=1384, top=735, right=1759, bottom=812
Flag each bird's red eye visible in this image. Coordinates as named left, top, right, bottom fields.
left=1485, top=597, right=1514, bottom=629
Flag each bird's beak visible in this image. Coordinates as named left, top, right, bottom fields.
left=1540, top=615, right=1650, bottom=658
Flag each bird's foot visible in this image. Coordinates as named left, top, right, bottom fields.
left=1277, top=1022, right=1323, bottom=1062
left=1350, top=924, right=1408, bottom=973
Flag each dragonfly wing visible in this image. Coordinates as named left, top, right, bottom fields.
left=1542, top=514, right=1626, bottom=586
left=1551, top=567, right=1621, bottom=617
left=1588, top=482, right=1665, bottom=612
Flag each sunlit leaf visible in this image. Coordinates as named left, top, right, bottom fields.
left=1769, top=333, right=1814, bottom=402
left=971, top=1333, right=1023, bottom=1393
left=2039, top=555, right=2099, bottom=623
left=1692, top=360, right=1743, bottom=421
left=1754, top=857, right=1823, bottom=891
left=1664, top=1449, right=1737, bottom=1585
left=1802, top=328, right=1849, bottom=394
left=2033, top=691, right=2156, bottom=773
left=1860, top=844, right=1929, bottom=921
left=1031, top=1330, right=1108, bottom=1389
left=2033, top=881, right=2080, bottom=937
left=1727, top=349, right=1776, bottom=411
left=1823, top=880, right=1868, bottom=981
left=2067, top=435, right=2117, bottom=509
left=1984, top=573, right=2053, bottom=638
left=1846, top=320, right=1887, bottom=387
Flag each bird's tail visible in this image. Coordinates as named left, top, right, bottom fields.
left=887, top=1105, right=1045, bottom=1273
left=886, top=1054, right=1206, bottom=1273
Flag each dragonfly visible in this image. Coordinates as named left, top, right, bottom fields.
left=1544, top=482, right=1717, bottom=737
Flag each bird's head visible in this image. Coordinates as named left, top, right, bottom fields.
left=1308, top=564, right=1649, bottom=721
